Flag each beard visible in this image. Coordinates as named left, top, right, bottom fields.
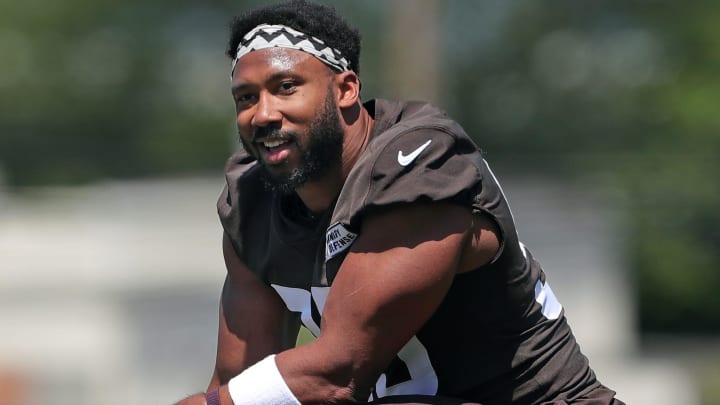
left=244, top=88, right=344, bottom=195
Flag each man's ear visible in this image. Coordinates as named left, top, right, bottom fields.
left=335, top=71, right=361, bottom=108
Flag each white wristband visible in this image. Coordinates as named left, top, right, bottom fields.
left=227, top=354, right=301, bottom=405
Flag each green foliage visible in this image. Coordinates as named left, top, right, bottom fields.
left=618, top=4, right=720, bottom=334
left=0, top=0, right=240, bottom=186
left=441, top=0, right=720, bottom=335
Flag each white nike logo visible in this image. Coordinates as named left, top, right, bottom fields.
left=397, top=139, right=432, bottom=166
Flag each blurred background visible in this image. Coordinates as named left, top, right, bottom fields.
left=1, top=0, right=718, bottom=403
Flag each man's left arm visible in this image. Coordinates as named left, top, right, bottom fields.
left=178, top=201, right=499, bottom=404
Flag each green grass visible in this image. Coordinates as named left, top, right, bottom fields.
left=701, top=362, right=720, bottom=405
left=295, top=326, right=316, bottom=347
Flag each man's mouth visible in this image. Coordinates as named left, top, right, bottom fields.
left=257, top=138, right=293, bottom=165
left=262, top=139, right=289, bottom=149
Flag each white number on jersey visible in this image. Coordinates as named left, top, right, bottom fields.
left=271, top=284, right=439, bottom=398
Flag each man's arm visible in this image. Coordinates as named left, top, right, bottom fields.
left=207, top=233, right=292, bottom=389
left=275, top=202, right=499, bottom=402
left=182, top=202, right=499, bottom=404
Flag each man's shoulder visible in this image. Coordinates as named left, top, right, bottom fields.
left=359, top=99, right=480, bottom=176
left=223, top=149, right=261, bottom=183
left=221, top=149, right=271, bottom=200
left=333, top=101, right=483, bottom=231
left=365, top=99, right=474, bottom=162
left=367, top=98, right=460, bottom=135
left=217, top=149, right=271, bottom=237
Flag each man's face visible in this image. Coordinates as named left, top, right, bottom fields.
left=231, top=48, right=344, bottom=193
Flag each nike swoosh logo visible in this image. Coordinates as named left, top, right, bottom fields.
left=397, top=139, right=432, bottom=166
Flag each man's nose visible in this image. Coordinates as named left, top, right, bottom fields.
left=251, top=93, right=282, bottom=128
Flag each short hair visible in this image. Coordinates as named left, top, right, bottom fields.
left=227, top=0, right=362, bottom=75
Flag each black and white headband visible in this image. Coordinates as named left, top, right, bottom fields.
left=231, top=24, right=351, bottom=78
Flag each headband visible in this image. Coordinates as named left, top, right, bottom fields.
left=231, top=24, right=351, bottom=78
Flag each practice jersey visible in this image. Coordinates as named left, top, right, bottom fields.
left=217, top=99, right=603, bottom=403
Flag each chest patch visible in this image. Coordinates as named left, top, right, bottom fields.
left=325, top=223, right=357, bottom=261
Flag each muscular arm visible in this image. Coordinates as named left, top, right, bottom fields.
left=184, top=202, right=499, bottom=404
left=277, top=202, right=500, bottom=402
left=207, top=233, right=294, bottom=389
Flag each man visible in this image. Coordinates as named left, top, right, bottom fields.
left=178, top=1, right=623, bottom=404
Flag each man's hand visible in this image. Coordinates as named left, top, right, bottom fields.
left=175, top=386, right=232, bottom=405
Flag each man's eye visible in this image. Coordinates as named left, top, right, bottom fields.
left=235, top=93, right=257, bottom=106
left=279, top=81, right=296, bottom=92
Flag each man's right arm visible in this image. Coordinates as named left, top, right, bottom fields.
left=207, top=233, right=292, bottom=390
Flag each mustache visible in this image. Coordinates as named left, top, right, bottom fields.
left=251, top=126, right=298, bottom=142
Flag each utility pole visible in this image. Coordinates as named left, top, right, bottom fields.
left=384, top=0, right=441, bottom=103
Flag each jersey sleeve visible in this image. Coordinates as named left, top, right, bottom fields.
left=332, top=127, right=483, bottom=231
left=216, top=149, right=262, bottom=258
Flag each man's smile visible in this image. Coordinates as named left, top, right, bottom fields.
left=262, top=139, right=289, bottom=148
left=258, top=138, right=294, bottom=165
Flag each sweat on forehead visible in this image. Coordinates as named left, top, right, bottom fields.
left=230, top=24, right=351, bottom=79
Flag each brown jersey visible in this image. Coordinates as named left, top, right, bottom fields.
left=218, top=99, right=607, bottom=403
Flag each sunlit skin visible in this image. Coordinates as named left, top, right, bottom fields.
left=231, top=47, right=372, bottom=214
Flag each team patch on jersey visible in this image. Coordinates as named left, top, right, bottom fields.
left=325, top=223, right=357, bottom=261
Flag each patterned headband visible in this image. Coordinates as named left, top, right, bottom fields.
left=231, top=24, right=351, bottom=78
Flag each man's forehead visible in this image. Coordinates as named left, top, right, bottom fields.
left=232, top=47, right=328, bottom=82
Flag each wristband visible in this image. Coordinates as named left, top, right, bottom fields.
left=227, top=354, right=300, bottom=405
left=204, top=388, right=221, bottom=405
